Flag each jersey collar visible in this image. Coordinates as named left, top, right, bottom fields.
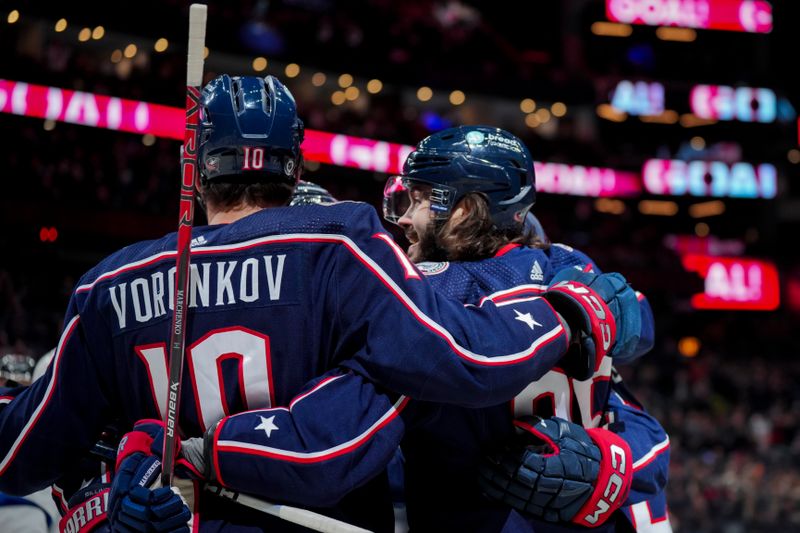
left=494, top=243, right=522, bottom=258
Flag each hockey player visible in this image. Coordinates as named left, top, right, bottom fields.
left=98, top=129, right=663, bottom=530
left=382, top=125, right=670, bottom=531
left=0, top=77, right=640, bottom=531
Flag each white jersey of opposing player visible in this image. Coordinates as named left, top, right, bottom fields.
left=32, top=349, right=55, bottom=383
left=0, top=489, right=58, bottom=533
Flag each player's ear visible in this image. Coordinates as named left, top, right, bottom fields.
left=449, top=194, right=478, bottom=225
left=449, top=205, right=469, bottom=226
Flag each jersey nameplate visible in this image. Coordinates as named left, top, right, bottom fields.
left=107, top=254, right=290, bottom=331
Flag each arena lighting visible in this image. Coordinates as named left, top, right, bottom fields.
left=284, top=63, right=300, bottom=78
left=691, top=84, right=777, bottom=123
left=608, top=80, right=780, bottom=124
left=681, top=254, right=780, bottom=310
left=252, top=57, right=267, bottom=72
left=416, top=86, right=433, bottom=102
left=0, top=79, right=689, bottom=194
left=337, top=73, right=353, bottom=88
left=638, top=200, right=679, bottom=215
left=0, top=79, right=183, bottom=138
left=680, top=113, right=717, bottom=127
left=694, top=222, right=710, bottom=236
left=678, top=336, right=701, bottom=357
left=534, top=163, right=641, bottom=197
left=615, top=81, right=650, bottom=107
left=39, top=227, right=58, bottom=243
left=551, top=102, right=567, bottom=117
left=449, top=90, right=466, bottom=106
left=639, top=110, right=679, bottom=124
left=534, top=108, right=551, bottom=124
left=643, top=159, right=777, bottom=199
left=590, top=21, right=633, bottom=36
left=311, top=72, right=326, bottom=86
left=520, top=98, right=536, bottom=113
left=594, top=198, right=627, bottom=214
left=655, top=27, right=696, bottom=41
left=664, top=234, right=746, bottom=256
left=330, top=91, right=346, bottom=106
left=606, top=0, right=773, bottom=33
left=0, top=79, right=417, bottom=175
left=690, top=136, right=706, bottom=150
left=688, top=199, right=725, bottom=217
left=525, top=113, right=541, bottom=128
left=596, top=103, right=627, bottom=122
left=154, top=38, right=169, bottom=53
left=303, top=131, right=415, bottom=174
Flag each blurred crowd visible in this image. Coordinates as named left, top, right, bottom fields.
left=621, top=331, right=800, bottom=532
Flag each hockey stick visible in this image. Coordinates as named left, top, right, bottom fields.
left=205, top=484, right=372, bottom=533
left=161, top=3, right=207, bottom=487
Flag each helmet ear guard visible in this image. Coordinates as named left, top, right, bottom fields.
left=197, top=74, right=304, bottom=186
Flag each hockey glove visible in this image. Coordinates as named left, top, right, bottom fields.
left=59, top=482, right=112, bottom=533
left=108, top=420, right=200, bottom=532
left=479, top=416, right=633, bottom=527
left=542, top=269, right=640, bottom=379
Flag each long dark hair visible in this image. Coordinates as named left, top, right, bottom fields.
left=435, top=193, right=548, bottom=261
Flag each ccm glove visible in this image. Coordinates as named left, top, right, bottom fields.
left=479, top=416, right=633, bottom=527
left=542, top=269, right=640, bottom=379
left=108, top=420, right=202, bottom=532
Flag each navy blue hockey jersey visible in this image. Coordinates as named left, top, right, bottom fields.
left=0, top=202, right=584, bottom=529
left=165, top=241, right=668, bottom=531
left=401, top=243, right=669, bottom=532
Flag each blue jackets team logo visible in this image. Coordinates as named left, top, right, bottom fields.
left=416, top=261, right=450, bottom=276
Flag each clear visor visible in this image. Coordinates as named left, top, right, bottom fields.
left=383, top=176, right=436, bottom=225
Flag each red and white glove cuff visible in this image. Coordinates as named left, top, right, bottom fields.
left=58, top=488, right=109, bottom=533
left=547, top=281, right=617, bottom=370
left=570, top=428, right=633, bottom=527
left=114, top=418, right=164, bottom=471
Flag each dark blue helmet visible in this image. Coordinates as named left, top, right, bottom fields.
left=383, top=126, right=535, bottom=230
left=198, top=74, right=304, bottom=185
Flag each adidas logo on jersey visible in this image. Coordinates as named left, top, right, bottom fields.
left=529, top=260, right=544, bottom=282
